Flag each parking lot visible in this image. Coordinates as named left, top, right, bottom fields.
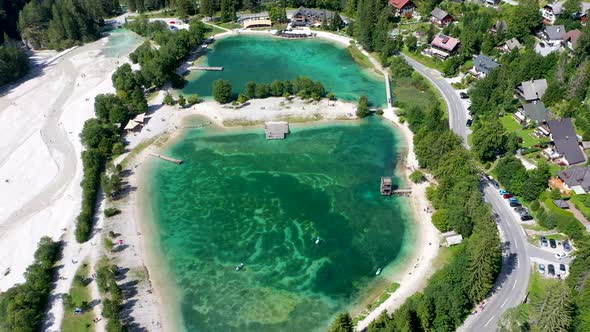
left=488, top=179, right=573, bottom=279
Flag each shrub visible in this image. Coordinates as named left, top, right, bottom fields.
left=163, top=93, right=175, bottom=105
left=187, top=94, right=200, bottom=105
left=104, top=207, right=120, bottom=218
left=409, top=170, right=426, bottom=183
left=356, top=95, right=369, bottom=118
left=431, top=209, right=451, bottom=232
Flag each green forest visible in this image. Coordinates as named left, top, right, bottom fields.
left=0, top=237, right=61, bottom=331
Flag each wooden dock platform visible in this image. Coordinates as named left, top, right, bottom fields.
left=188, top=66, right=224, bottom=71
left=149, top=153, right=182, bottom=164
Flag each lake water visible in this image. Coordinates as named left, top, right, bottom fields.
left=102, top=29, right=144, bottom=58
left=182, top=35, right=387, bottom=107
left=144, top=118, right=413, bottom=331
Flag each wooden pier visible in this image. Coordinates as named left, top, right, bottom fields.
left=149, top=153, right=183, bottom=164
left=188, top=66, right=224, bottom=71
left=392, top=189, right=412, bottom=196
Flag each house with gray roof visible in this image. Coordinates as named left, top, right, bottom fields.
left=558, top=166, right=590, bottom=194
left=502, top=38, right=523, bottom=52
left=541, top=25, right=566, bottom=45
left=548, top=118, right=586, bottom=165
left=430, top=8, right=453, bottom=26
left=521, top=101, right=550, bottom=124
left=472, top=54, right=499, bottom=77
left=291, top=7, right=341, bottom=27
left=490, top=20, right=507, bottom=34
left=516, top=79, right=548, bottom=101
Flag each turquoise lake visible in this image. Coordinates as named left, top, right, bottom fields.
left=182, top=35, right=387, bottom=107
left=145, top=118, right=413, bottom=331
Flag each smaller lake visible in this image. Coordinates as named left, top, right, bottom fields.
left=102, top=29, right=144, bottom=58
left=182, top=35, right=387, bottom=107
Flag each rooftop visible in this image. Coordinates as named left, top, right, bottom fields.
left=548, top=118, right=585, bottom=165
left=430, top=7, right=450, bottom=21
left=558, top=166, right=590, bottom=192
left=264, top=121, right=289, bottom=139
left=505, top=38, right=523, bottom=51
left=431, top=34, right=460, bottom=52
left=517, top=79, right=547, bottom=101
left=564, top=29, right=582, bottom=48
left=473, top=54, right=499, bottom=74
left=544, top=1, right=565, bottom=14
left=544, top=25, right=566, bottom=40
left=522, top=101, right=549, bottom=123
left=388, top=0, right=413, bottom=9
left=292, top=7, right=334, bottom=20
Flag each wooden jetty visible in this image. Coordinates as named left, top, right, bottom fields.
left=393, top=189, right=412, bottom=196
left=149, top=152, right=182, bottom=164
left=380, top=177, right=393, bottom=195
left=188, top=66, right=224, bottom=71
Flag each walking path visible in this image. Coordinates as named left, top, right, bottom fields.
left=565, top=201, right=590, bottom=232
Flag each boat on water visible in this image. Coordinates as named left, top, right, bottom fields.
left=235, top=263, right=244, bottom=271
left=376, top=267, right=382, bottom=276
left=315, top=236, right=321, bottom=245
left=380, top=177, right=392, bottom=196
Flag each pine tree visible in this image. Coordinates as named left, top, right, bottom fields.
left=200, top=0, right=215, bottom=18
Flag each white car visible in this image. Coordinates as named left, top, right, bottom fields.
left=555, top=252, right=567, bottom=259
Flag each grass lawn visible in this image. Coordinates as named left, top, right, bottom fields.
left=61, top=263, right=93, bottom=332
left=218, top=22, right=242, bottom=30
left=570, top=195, right=590, bottom=220
left=401, top=49, right=446, bottom=73
left=499, top=114, right=539, bottom=148
left=203, top=23, right=226, bottom=38
left=346, top=44, right=372, bottom=69
left=393, top=77, right=438, bottom=111
left=543, top=197, right=576, bottom=218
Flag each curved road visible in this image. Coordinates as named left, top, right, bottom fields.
left=402, top=55, right=529, bottom=331
left=402, top=55, right=470, bottom=146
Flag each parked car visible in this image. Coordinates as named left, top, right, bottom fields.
left=503, top=193, right=513, bottom=199
left=520, top=214, right=533, bottom=221
left=560, top=264, right=566, bottom=273
left=555, top=252, right=567, bottom=259
left=514, top=206, right=527, bottom=213
left=563, top=241, right=571, bottom=252
left=548, top=264, right=555, bottom=276
left=466, top=119, right=473, bottom=127
left=460, top=92, right=469, bottom=99
left=499, top=189, right=507, bottom=195
left=510, top=201, right=522, bottom=207
left=540, top=236, right=548, bottom=247
left=550, top=239, right=557, bottom=248
left=508, top=197, right=519, bottom=202
left=538, top=264, right=545, bottom=274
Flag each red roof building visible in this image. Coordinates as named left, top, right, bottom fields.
left=426, top=34, right=460, bottom=59
left=388, top=0, right=416, bottom=16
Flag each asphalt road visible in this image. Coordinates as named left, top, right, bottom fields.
left=401, top=55, right=470, bottom=146
left=402, top=56, right=530, bottom=331
left=458, top=183, right=531, bottom=332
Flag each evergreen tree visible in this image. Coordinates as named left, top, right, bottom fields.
left=220, top=0, right=235, bottom=22
left=200, top=0, right=215, bottom=18
left=329, top=312, right=354, bottom=332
